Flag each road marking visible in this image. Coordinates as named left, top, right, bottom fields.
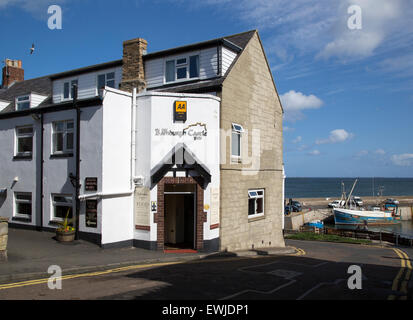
left=220, top=279, right=297, bottom=300
left=296, top=278, right=345, bottom=300
left=290, top=246, right=306, bottom=256
left=388, top=248, right=411, bottom=300
left=0, top=261, right=182, bottom=291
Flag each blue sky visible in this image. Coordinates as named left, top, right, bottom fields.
left=1, top=0, right=412, bottom=177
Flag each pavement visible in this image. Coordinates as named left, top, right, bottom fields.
left=0, top=228, right=295, bottom=284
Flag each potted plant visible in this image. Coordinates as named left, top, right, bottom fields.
left=56, top=209, right=76, bottom=242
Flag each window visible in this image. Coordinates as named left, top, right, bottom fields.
left=52, top=195, right=73, bottom=222
left=16, top=95, right=30, bottom=111
left=52, top=120, right=74, bottom=154
left=97, top=72, right=115, bottom=91
left=231, top=123, right=244, bottom=158
left=165, top=55, right=199, bottom=83
left=63, top=80, right=78, bottom=100
left=248, top=189, right=264, bottom=218
left=15, top=126, right=33, bottom=157
left=14, top=192, right=32, bottom=219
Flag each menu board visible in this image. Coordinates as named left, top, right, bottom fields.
left=85, top=200, right=97, bottom=228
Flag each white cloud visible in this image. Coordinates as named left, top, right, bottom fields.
left=316, top=129, right=354, bottom=145
left=293, top=136, right=302, bottom=144
left=317, top=0, right=406, bottom=60
left=280, top=90, right=323, bottom=122
left=283, top=126, right=295, bottom=132
left=0, top=0, right=66, bottom=17
left=391, top=154, right=413, bottom=167
left=355, top=150, right=369, bottom=157
left=308, top=150, right=320, bottom=156
left=375, top=149, right=386, bottom=155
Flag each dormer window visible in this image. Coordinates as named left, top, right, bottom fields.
left=165, top=55, right=199, bottom=83
left=63, top=80, right=78, bottom=100
left=97, top=72, right=115, bottom=90
left=16, top=95, right=30, bottom=111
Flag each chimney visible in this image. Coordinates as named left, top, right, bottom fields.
left=2, top=59, right=24, bottom=88
left=120, top=38, right=147, bottom=93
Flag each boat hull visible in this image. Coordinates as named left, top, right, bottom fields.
left=333, top=208, right=400, bottom=225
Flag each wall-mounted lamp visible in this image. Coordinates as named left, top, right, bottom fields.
left=13, top=177, right=19, bottom=182
left=31, top=113, right=41, bottom=121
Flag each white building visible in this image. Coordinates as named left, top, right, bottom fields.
left=0, top=30, right=285, bottom=251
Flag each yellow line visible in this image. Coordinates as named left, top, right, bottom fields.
left=0, top=261, right=182, bottom=291
left=388, top=248, right=411, bottom=300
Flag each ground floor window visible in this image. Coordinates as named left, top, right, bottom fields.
left=14, top=192, right=32, bottom=219
left=248, top=189, right=264, bottom=219
left=52, top=194, right=73, bottom=222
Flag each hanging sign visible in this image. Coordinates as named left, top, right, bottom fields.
left=174, top=101, right=187, bottom=122
left=85, top=177, right=98, bottom=191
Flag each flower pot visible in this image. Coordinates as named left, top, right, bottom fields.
left=56, top=230, right=76, bottom=242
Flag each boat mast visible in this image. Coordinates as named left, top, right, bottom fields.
left=345, top=178, right=358, bottom=208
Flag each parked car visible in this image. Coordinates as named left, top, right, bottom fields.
left=351, top=196, right=363, bottom=207
left=328, top=200, right=345, bottom=208
left=385, top=198, right=399, bottom=205
left=285, top=200, right=302, bottom=214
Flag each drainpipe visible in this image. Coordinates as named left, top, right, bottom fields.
left=39, top=113, right=44, bottom=231
left=73, top=84, right=81, bottom=240
left=282, top=165, right=285, bottom=230
left=131, top=88, right=137, bottom=189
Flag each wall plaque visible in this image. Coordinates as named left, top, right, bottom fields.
left=210, top=188, right=220, bottom=229
left=174, top=101, right=187, bottom=122
left=134, top=187, right=151, bottom=230
left=85, top=177, right=98, bottom=191
left=85, top=200, right=98, bottom=228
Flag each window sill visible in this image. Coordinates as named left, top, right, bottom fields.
left=231, top=156, right=242, bottom=164
left=12, top=216, right=32, bottom=223
left=13, top=155, right=32, bottom=161
left=50, top=153, right=73, bottom=159
left=48, top=220, right=63, bottom=226
left=248, top=215, right=265, bottom=223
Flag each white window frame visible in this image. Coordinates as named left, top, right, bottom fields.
left=248, top=189, right=265, bottom=219
left=14, top=192, right=32, bottom=219
left=164, top=54, right=200, bottom=84
left=96, top=71, right=116, bottom=93
left=231, top=123, right=244, bottom=160
left=15, top=125, right=34, bottom=157
left=15, top=95, right=31, bottom=111
left=51, top=194, right=73, bottom=222
left=52, top=120, right=74, bottom=154
left=62, top=79, right=78, bottom=101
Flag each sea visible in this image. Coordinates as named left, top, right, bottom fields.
left=285, top=177, right=413, bottom=199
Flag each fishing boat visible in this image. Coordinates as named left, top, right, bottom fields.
left=306, top=220, right=324, bottom=229
left=333, top=179, right=401, bottom=226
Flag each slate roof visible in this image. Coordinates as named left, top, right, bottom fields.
left=0, top=76, right=52, bottom=113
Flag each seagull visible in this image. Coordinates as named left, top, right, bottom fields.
left=30, top=43, right=35, bottom=55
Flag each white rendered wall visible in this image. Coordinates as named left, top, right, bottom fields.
left=134, top=92, right=221, bottom=243
left=100, top=88, right=134, bottom=245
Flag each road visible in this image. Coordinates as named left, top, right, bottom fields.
left=0, top=240, right=411, bottom=300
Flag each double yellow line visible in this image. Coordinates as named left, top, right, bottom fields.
left=388, top=248, right=412, bottom=300
left=0, top=261, right=181, bottom=291
left=291, top=247, right=306, bottom=256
